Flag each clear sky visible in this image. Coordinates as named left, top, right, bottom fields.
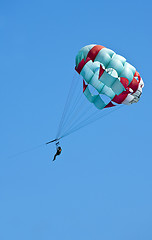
left=0, top=0, right=152, bottom=239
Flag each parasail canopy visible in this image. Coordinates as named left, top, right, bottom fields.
left=75, top=44, right=144, bottom=110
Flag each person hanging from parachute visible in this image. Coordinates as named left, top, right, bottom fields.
left=46, top=139, right=62, bottom=161
left=53, top=142, right=62, bottom=161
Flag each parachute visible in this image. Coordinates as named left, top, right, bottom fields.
left=75, top=44, right=144, bottom=109
left=48, top=44, right=144, bottom=143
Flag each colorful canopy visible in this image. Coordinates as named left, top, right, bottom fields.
left=75, top=44, right=144, bottom=109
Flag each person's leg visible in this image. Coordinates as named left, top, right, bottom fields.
left=53, top=153, right=57, bottom=161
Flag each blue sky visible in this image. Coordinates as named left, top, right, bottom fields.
left=0, top=0, right=152, bottom=239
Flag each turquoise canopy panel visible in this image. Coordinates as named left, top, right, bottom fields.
left=83, top=86, right=106, bottom=110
